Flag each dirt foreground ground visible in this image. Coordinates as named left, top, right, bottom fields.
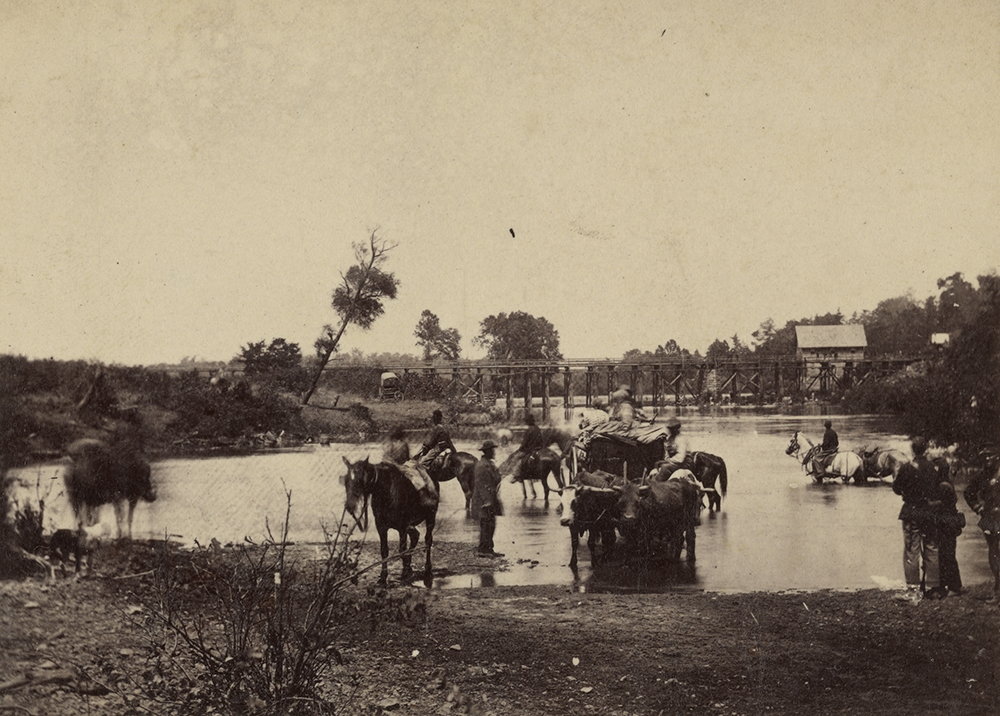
left=1, top=540, right=998, bottom=716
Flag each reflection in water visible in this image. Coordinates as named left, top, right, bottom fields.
left=574, top=557, right=700, bottom=594
left=7, top=413, right=993, bottom=593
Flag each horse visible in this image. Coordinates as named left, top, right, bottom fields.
left=500, top=447, right=566, bottom=500
left=785, top=431, right=863, bottom=483
left=649, top=453, right=727, bottom=512
left=539, top=426, right=577, bottom=460
left=424, top=451, right=478, bottom=510
left=63, top=438, right=156, bottom=540
left=341, top=456, right=437, bottom=587
left=689, top=452, right=728, bottom=512
left=856, top=447, right=910, bottom=484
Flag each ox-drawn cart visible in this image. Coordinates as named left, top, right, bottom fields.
left=572, top=422, right=668, bottom=482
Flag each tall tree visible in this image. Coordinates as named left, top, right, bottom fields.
left=656, top=339, right=682, bottom=357
left=414, top=310, right=462, bottom=361
left=474, top=311, right=562, bottom=361
left=705, top=339, right=731, bottom=361
left=858, top=295, right=930, bottom=356
left=936, top=272, right=980, bottom=331
left=303, top=231, right=399, bottom=404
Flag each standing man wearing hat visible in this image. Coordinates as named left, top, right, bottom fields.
left=472, top=440, right=505, bottom=558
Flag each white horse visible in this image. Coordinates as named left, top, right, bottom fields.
left=786, top=431, right=863, bottom=483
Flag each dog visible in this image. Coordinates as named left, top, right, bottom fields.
left=47, top=529, right=93, bottom=577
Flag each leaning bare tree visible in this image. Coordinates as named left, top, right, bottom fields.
left=302, top=231, right=399, bottom=405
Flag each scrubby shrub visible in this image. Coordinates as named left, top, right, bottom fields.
left=121, top=494, right=427, bottom=715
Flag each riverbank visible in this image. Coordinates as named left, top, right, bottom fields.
left=1, top=539, right=997, bottom=716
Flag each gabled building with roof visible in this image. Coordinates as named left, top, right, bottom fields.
left=794, top=325, right=867, bottom=362
left=794, top=325, right=868, bottom=394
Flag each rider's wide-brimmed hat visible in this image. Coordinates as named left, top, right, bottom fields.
left=480, top=440, right=498, bottom=452
left=666, top=416, right=681, bottom=428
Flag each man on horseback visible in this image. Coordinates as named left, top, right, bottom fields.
left=398, top=410, right=446, bottom=507
left=512, top=413, right=546, bottom=483
left=813, top=420, right=839, bottom=475
left=414, top=409, right=457, bottom=470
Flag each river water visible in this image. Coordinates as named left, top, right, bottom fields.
left=9, top=413, right=990, bottom=593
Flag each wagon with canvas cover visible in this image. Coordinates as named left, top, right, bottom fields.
left=572, top=422, right=668, bottom=482
left=379, top=371, right=404, bottom=402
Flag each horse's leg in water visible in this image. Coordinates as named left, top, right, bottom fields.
left=988, top=533, right=1000, bottom=593
left=113, top=501, right=126, bottom=540
left=126, top=498, right=139, bottom=540
left=423, top=517, right=435, bottom=588
left=399, top=528, right=413, bottom=582
left=377, top=527, right=390, bottom=586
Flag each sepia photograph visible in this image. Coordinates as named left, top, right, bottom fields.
left=1, top=2, right=998, bottom=714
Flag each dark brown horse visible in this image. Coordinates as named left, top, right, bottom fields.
left=501, top=447, right=565, bottom=500
left=341, top=457, right=437, bottom=587
left=425, top=451, right=478, bottom=510
left=63, top=438, right=156, bottom=540
left=689, top=452, right=729, bottom=512
left=650, top=452, right=728, bottom=512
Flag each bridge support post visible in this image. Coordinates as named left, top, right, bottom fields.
left=564, top=367, right=573, bottom=421
left=542, top=370, right=550, bottom=423
left=505, top=370, right=513, bottom=421
left=524, top=371, right=533, bottom=420
left=585, top=366, right=593, bottom=408
left=651, top=369, right=661, bottom=416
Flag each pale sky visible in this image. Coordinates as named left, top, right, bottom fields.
left=2, top=1, right=998, bottom=366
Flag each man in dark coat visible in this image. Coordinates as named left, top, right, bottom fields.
left=821, top=420, right=839, bottom=452
left=383, top=423, right=437, bottom=509
left=414, top=409, right=456, bottom=471
left=471, top=440, right=504, bottom=558
left=513, top=413, right=546, bottom=482
left=893, top=436, right=944, bottom=601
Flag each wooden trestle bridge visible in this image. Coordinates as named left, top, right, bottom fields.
left=323, top=356, right=925, bottom=421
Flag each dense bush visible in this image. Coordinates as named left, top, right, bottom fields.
left=0, top=355, right=91, bottom=398
left=842, top=274, right=1000, bottom=461
left=166, top=375, right=304, bottom=440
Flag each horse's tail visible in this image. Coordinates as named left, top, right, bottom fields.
left=718, top=458, right=728, bottom=497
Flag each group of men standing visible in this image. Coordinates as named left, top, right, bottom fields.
left=893, top=436, right=965, bottom=601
